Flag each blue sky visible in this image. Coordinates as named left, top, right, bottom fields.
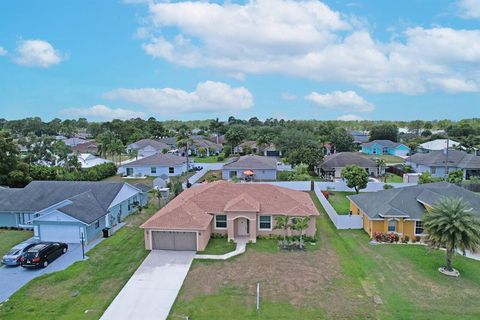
left=0, top=0, right=479, bottom=121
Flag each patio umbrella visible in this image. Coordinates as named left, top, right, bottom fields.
left=243, top=170, right=255, bottom=176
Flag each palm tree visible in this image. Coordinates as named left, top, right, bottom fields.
left=274, top=216, right=291, bottom=242
left=376, top=158, right=387, bottom=182
left=152, top=188, right=163, bottom=208
left=423, top=197, right=480, bottom=273
left=176, top=129, right=193, bottom=185
left=292, top=217, right=310, bottom=243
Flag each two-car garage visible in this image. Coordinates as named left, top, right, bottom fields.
left=151, top=231, right=197, bottom=251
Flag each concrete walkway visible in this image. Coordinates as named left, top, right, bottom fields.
left=195, top=238, right=247, bottom=260
left=100, top=250, right=195, bottom=320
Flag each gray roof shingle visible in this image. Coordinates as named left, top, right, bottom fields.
left=124, top=153, right=187, bottom=167
left=128, top=139, right=170, bottom=151
left=348, top=182, right=480, bottom=220
left=406, top=150, right=480, bottom=169
left=222, top=155, right=277, bottom=170
left=58, top=191, right=107, bottom=224
left=320, top=152, right=378, bottom=170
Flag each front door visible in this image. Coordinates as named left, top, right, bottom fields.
left=126, top=168, right=133, bottom=176
left=238, top=218, right=249, bottom=236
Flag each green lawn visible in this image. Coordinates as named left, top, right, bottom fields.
left=366, top=154, right=405, bottom=164
left=198, top=238, right=236, bottom=255
left=0, top=203, right=159, bottom=320
left=198, top=170, right=222, bottom=183
left=194, top=155, right=224, bottom=163
left=385, top=173, right=403, bottom=183
left=103, top=175, right=155, bottom=187
left=326, top=191, right=356, bottom=214
left=169, top=192, right=480, bottom=319
left=0, top=229, right=33, bottom=257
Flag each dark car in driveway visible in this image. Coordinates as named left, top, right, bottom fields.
left=20, top=242, right=68, bottom=268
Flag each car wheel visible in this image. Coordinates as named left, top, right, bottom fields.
left=43, top=261, right=48, bottom=268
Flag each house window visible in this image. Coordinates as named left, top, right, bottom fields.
left=388, top=220, right=396, bottom=232
left=229, top=171, right=237, bottom=178
left=95, top=220, right=100, bottom=229
left=382, top=147, right=388, bottom=154
left=431, top=167, right=436, bottom=174
left=259, top=216, right=272, bottom=230
left=151, top=167, right=157, bottom=174
left=215, top=215, right=227, bottom=229
left=415, top=221, right=424, bottom=235
left=169, top=167, right=174, bottom=174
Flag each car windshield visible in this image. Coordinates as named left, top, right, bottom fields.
left=6, top=249, right=20, bottom=256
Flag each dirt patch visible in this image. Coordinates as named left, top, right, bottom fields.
left=179, top=242, right=373, bottom=318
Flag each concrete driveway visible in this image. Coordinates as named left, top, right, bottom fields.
left=100, top=250, right=195, bottom=320
left=0, top=238, right=103, bottom=303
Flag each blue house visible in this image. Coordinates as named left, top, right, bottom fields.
left=0, top=181, right=148, bottom=243
left=361, top=140, right=410, bottom=157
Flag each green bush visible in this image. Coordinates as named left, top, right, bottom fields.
left=217, top=156, right=224, bottom=161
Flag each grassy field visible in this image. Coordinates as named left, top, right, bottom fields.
left=0, top=203, right=159, bottom=320
left=169, top=192, right=480, bottom=320
left=103, top=175, right=155, bottom=187
left=327, top=191, right=356, bottom=214
left=0, top=229, right=33, bottom=257
left=194, top=155, right=223, bottom=163
left=365, top=154, right=405, bottom=164
left=198, top=238, right=236, bottom=255
left=385, top=173, right=403, bottom=183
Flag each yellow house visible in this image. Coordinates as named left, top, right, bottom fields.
left=347, top=182, right=480, bottom=240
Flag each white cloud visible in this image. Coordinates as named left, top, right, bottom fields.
left=458, top=0, right=480, bottom=19
left=0, top=46, right=7, bottom=56
left=13, top=39, right=66, bottom=68
left=281, top=92, right=297, bottom=101
left=305, top=90, right=375, bottom=112
left=60, top=105, right=145, bottom=120
left=337, top=114, right=364, bottom=121
left=132, top=0, right=480, bottom=94
left=104, top=81, right=253, bottom=114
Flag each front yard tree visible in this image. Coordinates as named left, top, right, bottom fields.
left=341, top=165, right=368, bottom=194
left=274, top=216, right=291, bottom=242
left=423, top=197, right=480, bottom=275
left=292, top=217, right=310, bottom=243
left=447, top=169, right=464, bottom=184
left=225, top=125, right=247, bottom=153
left=329, top=127, right=354, bottom=152
left=376, top=158, right=387, bottom=182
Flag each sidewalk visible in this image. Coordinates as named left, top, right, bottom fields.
left=195, top=238, right=247, bottom=260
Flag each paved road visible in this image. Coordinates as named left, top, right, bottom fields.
left=100, top=250, right=195, bottom=320
left=0, top=238, right=103, bottom=303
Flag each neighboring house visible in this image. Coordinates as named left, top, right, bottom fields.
left=316, top=152, right=380, bottom=180
left=222, top=155, right=278, bottom=180
left=347, top=182, right=480, bottom=239
left=127, top=139, right=171, bottom=158
left=77, top=153, right=111, bottom=169
left=361, top=140, right=410, bottom=157
left=160, top=136, right=222, bottom=156
left=61, top=137, right=88, bottom=147
left=406, top=150, right=480, bottom=179
left=417, top=139, right=462, bottom=153
left=0, top=181, right=147, bottom=243
left=348, top=130, right=369, bottom=145
left=118, top=153, right=188, bottom=177
left=236, top=141, right=281, bottom=157
left=71, top=141, right=98, bottom=154
left=141, top=181, right=319, bottom=251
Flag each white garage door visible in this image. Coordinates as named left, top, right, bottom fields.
left=40, top=224, right=81, bottom=243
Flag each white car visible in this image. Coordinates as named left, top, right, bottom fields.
left=2, top=242, right=36, bottom=266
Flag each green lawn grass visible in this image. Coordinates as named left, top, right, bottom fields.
left=198, top=238, right=236, bottom=255
left=326, top=191, right=356, bottom=214
left=198, top=170, right=222, bottom=183
left=385, top=173, right=403, bottom=183
left=366, top=154, right=405, bottom=164
left=103, top=175, right=155, bottom=187
left=169, top=191, right=480, bottom=319
left=0, top=229, right=33, bottom=257
left=194, top=155, right=223, bottom=163
left=0, top=203, right=159, bottom=320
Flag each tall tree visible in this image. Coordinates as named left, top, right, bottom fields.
left=341, top=165, right=369, bottom=193
left=369, top=124, right=398, bottom=142
left=225, top=125, right=247, bottom=152
left=329, top=128, right=354, bottom=152
left=423, top=197, right=480, bottom=274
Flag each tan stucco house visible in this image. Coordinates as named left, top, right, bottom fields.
left=141, top=181, right=319, bottom=251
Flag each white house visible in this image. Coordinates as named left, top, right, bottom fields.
left=127, top=139, right=171, bottom=158
left=77, top=153, right=111, bottom=169
left=118, top=153, right=188, bottom=177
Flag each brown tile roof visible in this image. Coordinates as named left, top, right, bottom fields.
left=141, top=181, right=319, bottom=230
